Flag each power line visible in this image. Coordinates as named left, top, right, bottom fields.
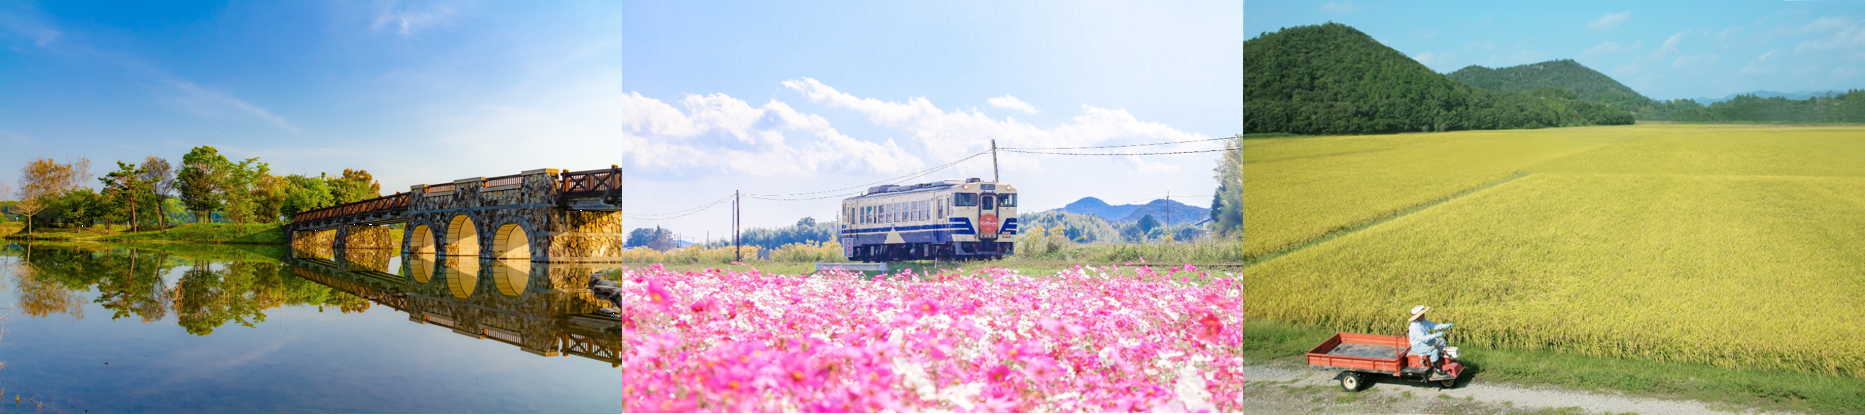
left=998, top=135, right=1238, bottom=150
left=623, top=194, right=734, bottom=220
left=746, top=150, right=992, bottom=198
left=999, top=147, right=1235, bottom=156
left=745, top=189, right=868, bottom=201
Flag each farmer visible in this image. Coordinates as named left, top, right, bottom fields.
left=1407, top=305, right=1453, bottom=374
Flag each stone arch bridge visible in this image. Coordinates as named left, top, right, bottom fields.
left=285, top=167, right=626, bottom=262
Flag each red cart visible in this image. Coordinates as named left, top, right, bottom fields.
left=1306, top=333, right=1462, bottom=391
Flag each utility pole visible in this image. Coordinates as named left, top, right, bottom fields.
left=990, top=139, right=1000, bottom=183
left=1166, top=191, right=1171, bottom=244
left=733, top=190, right=741, bottom=261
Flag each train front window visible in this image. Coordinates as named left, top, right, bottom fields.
left=982, top=194, right=995, bottom=210
left=955, top=193, right=978, bottom=206
left=999, top=194, right=1017, bottom=207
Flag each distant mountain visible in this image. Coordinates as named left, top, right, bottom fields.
left=1446, top=59, right=1656, bottom=110
left=1052, top=197, right=1209, bottom=224
left=1693, top=90, right=1847, bottom=105
left=1242, top=23, right=1631, bottom=135
left=1056, top=197, right=1130, bottom=221
left=1118, top=199, right=1211, bottom=225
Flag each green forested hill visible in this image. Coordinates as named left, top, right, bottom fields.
left=1243, top=23, right=1632, bottom=135
left=1447, top=60, right=1656, bottom=110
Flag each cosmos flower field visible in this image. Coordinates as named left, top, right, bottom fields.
left=618, top=264, right=1243, bottom=412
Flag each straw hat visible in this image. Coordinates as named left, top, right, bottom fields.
left=1409, top=305, right=1430, bottom=322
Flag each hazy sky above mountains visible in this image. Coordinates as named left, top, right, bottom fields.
left=0, top=1, right=1240, bottom=237
left=1247, top=0, right=1865, bottom=100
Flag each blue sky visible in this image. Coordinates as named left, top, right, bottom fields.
left=0, top=1, right=1241, bottom=239
left=1249, top=0, right=1865, bottom=100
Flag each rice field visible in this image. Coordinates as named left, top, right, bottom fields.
left=1237, top=124, right=1865, bottom=377
left=1235, top=126, right=1636, bottom=260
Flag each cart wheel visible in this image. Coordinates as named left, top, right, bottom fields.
left=1440, top=379, right=1456, bottom=388
left=1339, top=371, right=1362, bottom=392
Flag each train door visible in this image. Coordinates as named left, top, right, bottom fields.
left=978, top=191, right=999, bottom=239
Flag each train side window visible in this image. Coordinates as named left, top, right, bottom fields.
left=1000, top=194, right=1017, bottom=207
left=955, top=193, right=978, bottom=206
left=982, top=194, right=995, bottom=210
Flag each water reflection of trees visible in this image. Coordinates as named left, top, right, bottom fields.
left=4, top=244, right=621, bottom=366
left=8, top=244, right=368, bottom=335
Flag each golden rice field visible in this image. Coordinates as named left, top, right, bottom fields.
left=1236, top=124, right=1865, bottom=377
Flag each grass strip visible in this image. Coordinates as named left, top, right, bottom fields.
left=93, top=223, right=288, bottom=244
left=1227, top=319, right=1865, bottom=414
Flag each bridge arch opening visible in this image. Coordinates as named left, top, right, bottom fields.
left=446, top=215, right=480, bottom=257
left=411, top=255, right=436, bottom=284
left=492, top=259, right=530, bottom=297
left=409, top=224, right=436, bottom=255
left=492, top=223, right=531, bottom=260
left=446, top=257, right=479, bottom=298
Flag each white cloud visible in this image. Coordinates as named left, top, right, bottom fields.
left=167, top=82, right=300, bottom=133
left=1613, top=62, right=1646, bottom=76
left=1654, top=29, right=1702, bottom=59
left=1320, top=1, right=1361, bottom=13
left=0, top=11, right=60, bottom=47
left=1588, top=10, right=1633, bottom=32
left=1580, top=40, right=1642, bottom=58
left=1835, top=66, right=1861, bottom=79
left=1410, top=30, right=1438, bottom=39
left=371, top=2, right=457, bottom=36
left=1672, top=53, right=1720, bottom=68
left=444, top=86, right=924, bottom=180
left=986, top=94, right=1038, bottom=114
left=782, top=77, right=1210, bottom=168
left=1792, top=16, right=1865, bottom=54
left=1740, top=50, right=1781, bottom=74
left=1412, top=51, right=1454, bottom=67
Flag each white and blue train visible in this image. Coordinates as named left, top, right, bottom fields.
left=840, top=178, right=1018, bottom=261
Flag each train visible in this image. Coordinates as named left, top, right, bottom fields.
left=840, top=178, right=1018, bottom=261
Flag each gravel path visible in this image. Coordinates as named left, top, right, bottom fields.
left=1224, top=364, right=1800, bottom=414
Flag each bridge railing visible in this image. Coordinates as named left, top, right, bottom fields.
left=483, top=174, right=525, bottom=189
left=558, top=167, right=621, bottom=199
left=288, top=166, right=621, bottom=224
left=291, top=193, right=411, bottom=223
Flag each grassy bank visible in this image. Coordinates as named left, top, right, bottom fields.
left=93, top=223, right=287, bottom=244
left=7, top=240, right=287, bottom=263
left=1229, top=319, right=1865, bottom=414
left=4, top=223, right=288, bottom=244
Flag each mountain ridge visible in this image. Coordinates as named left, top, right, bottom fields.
left=1049, top=197, right=1209, bottom=224
left=1242, top=23, right=1632, bottom=135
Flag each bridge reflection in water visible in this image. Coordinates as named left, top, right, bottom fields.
left=289, top=247, right=622, bottom=368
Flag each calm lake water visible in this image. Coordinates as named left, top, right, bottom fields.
left=0, top=243, right=621, bottom=413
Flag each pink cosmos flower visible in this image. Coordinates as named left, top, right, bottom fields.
left=984, top=364, right=1013, bottom=383
left=1197, top=312, right=1225, bottom=342
left=644, top=279, right=674, bottom=312
left=908, top=298, right=941, bottom=318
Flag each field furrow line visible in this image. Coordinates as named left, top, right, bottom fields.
left=1242, top=171, right=1532, bottom=269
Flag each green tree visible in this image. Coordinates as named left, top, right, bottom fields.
left=1136, top=214, right=1160, bottom=235
left=249, top=168, right=288, bottom=224
left=625, top=226, right=676, bottom=251
left=1210, top=136, right=1244, bottom=236
left=100, top=161, right=154, bottom=231
left=177, top=146, right=230, bottom=223
left=280, top=173, right=335, bottom=220
left=328, top=169, right=381, bottom=205
left=140, top=156, right=176, bottom=230
left=15, top=157, right=90, bottom=233
left=218, top=158, right=264, bottom=224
